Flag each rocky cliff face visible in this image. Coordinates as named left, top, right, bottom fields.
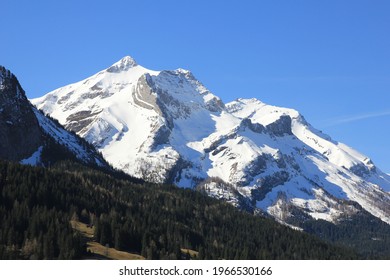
left=0, top=65, right=108, bottom=168
left=0, top=66, right=42, bottom=161
left=32, top=56, right=390, bottom=227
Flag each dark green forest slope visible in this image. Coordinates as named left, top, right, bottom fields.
left=0, top=160, right=356, bottom=260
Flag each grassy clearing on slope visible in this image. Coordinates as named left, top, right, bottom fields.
left=70, top=221, right=94, bottom=238
left=181, top=248, right=199, bottom=258
left=71, top=220, right=144, bottom=260
left=86, top=241, right=144, bottom=260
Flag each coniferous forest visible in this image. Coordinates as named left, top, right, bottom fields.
left=0, top=160, right=361, bottom=260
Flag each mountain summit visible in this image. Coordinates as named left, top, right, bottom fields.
left=32, top=56, right=390, bottom=227
left=107, top=56, right=138, bottom=72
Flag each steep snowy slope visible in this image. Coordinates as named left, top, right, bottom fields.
left=33, top=56, right=224, bottom=182
left=225, top=99, right=390, bottom=223
left=32, top=56, right=390, bottom=226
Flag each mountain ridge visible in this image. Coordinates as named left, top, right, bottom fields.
left=31, top=56, right=390, bottom=227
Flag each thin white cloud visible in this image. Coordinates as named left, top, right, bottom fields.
left=324, top=111, right=390, bottom=127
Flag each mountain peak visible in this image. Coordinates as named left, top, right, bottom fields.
left=0, top=66, right=13, bottom=84
left=32, top=58, right=390, bottom=227
left=107, top=56, right=138, bottom=72
left=0, top=66, right=25, bottom=100
left=120, top=55, right=137, bottom=66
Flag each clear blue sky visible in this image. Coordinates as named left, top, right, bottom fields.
left=1, top=0, right=389, bottom=172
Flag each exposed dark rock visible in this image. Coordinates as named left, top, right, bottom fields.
left=246, top=155, right=268, bottom=177
left=349, top=163, right=371, bottom=177
left=65, top=110, right=102, bottom=133
left=266, top=115, right=293, bottom=136
left=0, top=66, right=42, bottom=161
left=239, top=118, right=265, bottom=134
left=205, top=96, right=225, bottom=112
left=133, top=74, right=162, bottom=114
left=251, top=171, right=290, bottom=202
left=0, top=66, right=109, bottom=169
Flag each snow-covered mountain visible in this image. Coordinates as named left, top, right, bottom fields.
left=0, top=65, right=107, bottom=168
left=32, top=56, right=390, bottom=226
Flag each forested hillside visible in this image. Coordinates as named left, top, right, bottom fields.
left=0, top=160, right=356, bottom=260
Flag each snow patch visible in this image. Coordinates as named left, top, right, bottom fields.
left=20, top=146, right=43, bottom=166
left=33, top=108, right=105, bottom=166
